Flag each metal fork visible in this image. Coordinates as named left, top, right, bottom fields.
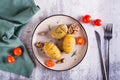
left=104, top=24, right=113, bottom=80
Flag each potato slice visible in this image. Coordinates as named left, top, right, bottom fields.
left=44, top=42, right=62, bottom=60
left=52, top=24, right=68, bottom=39
left=62, top=34, right=76, bottom=54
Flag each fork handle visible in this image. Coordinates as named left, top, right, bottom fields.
left=106, top=40, right=110, bottom=80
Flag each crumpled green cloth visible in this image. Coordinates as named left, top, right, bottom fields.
left=0, top=0, right=39, bottom=77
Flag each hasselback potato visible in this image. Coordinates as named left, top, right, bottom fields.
left=52, top=24, right=68, bottom=39
left=44, top=42, right=62, bottom=60
left=62, top=34, right=76, bottom=54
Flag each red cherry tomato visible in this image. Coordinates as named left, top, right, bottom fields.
left=45, top=59, right=55, bottom=67
left=76, top=36, right=86, bottom=45
left=14, top=47, right=23, bottom=56
left=8, top=55, right=16, bottom=64
left=93, top=19, right=102, bottom=26
left=82, top=15, right=92, bottom=23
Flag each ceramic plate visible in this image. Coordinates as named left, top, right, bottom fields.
left=32, top=14, right=88, bottom=71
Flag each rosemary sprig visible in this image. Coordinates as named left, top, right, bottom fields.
left=56, top=21, right=59, bottom=24
left=48, top=24, right=51, bottom=31
left=71, top=50, right=77, bottom=57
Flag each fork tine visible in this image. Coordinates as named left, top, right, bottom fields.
left=110, top=24, right=113, bottom=33
left=106, top=24, right=113, bottom=33
left=108, top=24, right=113, bottom=36
left=104, top=24, right=113, bottom=39
left=106, top=24, right=109, bottom=32
left=104, top=26, right=108, bottom=38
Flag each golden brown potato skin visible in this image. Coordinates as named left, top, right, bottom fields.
left=62, top=34, right=76, bottom=54
left=52, top=24, right=68, bottom=39
left=44, top=42, right=62, bottom=60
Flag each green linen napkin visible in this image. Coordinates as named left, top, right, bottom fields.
left=0, top=0, right=39, bottom=77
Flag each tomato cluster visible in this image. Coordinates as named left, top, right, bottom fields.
left=7, top=47, right=23, bottom=64
left=82, top=14, right=102, bottom=26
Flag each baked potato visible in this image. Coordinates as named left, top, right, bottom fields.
left=44, top=42, right=62, bottom=60
left=62, top=34, right=76, bottom=54
left=52, top=24, right=68, bottom=39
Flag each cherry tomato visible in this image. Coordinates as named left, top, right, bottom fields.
left=76, top=36, right=86, bottom=45
left=14, top=47, right=23, bottom=56
left=93, top=19, right=102, bottom=26
left=82, top=15, right=92, bottom=23
left=8, top=55, right=16, bottom=64
left=45, top=59, right=55, bottom=67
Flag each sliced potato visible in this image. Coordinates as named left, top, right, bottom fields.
left=44, top=42, right=62, bottom=60
left=62, top=34, right=76, bottom=54
left=52, top=24, right=68, bottom=39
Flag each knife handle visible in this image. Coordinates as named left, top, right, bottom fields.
left=98, top=43, right=108, bottom=80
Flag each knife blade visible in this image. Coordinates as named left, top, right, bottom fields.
left=95, top=31, right=107, bottom=80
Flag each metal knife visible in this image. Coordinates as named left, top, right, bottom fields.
left=95, top=31, right=107, bottom=80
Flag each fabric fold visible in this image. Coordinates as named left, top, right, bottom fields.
left=0, top=0, right=40, bottom=77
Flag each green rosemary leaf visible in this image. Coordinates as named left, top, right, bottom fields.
left=48, top=24, right=51, bottom=31
left=71, top=50, right=77, bottom=57
left=56, top=21, right=59, bottom=24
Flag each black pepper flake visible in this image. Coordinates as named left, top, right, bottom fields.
left=60, top=49, right=63, bottom=52
left=56, top=58, right=66, bottom=64
left=40, top=48, right=43, bottom=51
left=58, top=39, right=61, bottom=41
left=43, top=52, right=45, bottom=54
left=49, top=40, right=52, bottom=42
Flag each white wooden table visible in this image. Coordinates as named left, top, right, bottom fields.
left=0, top=0, right=119, bottom=80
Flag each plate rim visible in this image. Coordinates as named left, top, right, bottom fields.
left=31, top=14, right=88, bottom=71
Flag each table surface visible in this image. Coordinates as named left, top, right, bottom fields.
left=0, top=0, right=120, bottom=80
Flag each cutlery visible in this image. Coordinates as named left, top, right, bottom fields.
left=104, top=24, right=113, bottom=80
left=95, top=31, right=107, bottom=80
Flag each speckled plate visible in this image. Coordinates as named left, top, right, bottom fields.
left=32, top=14, right=88, bottom=71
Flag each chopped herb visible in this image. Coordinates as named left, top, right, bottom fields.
left=50, top=40, right=52, bottom=42
left=71, top=50, right=77, bottom=57
left=58, top=39, right=60, bottom=41
left=67, top=45, right=71, bottom=47
left=56, top=31, right=62, bottom=34
left=60, top=49, right=63, bottom=52
left=40, top=48, right=43, bottom=51
left=48, top=24, right=51, bottom=31
left=56, top=21, right=59, bottom=24
left=43, top=52, right=45, bottom=54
